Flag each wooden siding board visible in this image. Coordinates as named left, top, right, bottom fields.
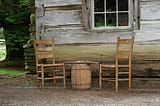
left=36, top=0, right=82, bottom=7
left=43, top=10, right=82, bottom=26
left=44, top=27, right=86, bottom=43
left=141, top=1, right=160, bottom=21
left=36, top=9, right=83, bottom=37
left=43, top=5, right=82, bottom=11
left=43, top=29, right=135, bottom=44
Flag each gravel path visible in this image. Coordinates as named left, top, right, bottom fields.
left=0, top=75, right=160, bottom=106
left=0, top=87, right=160, bottom=106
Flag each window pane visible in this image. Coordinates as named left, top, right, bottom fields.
left=95, top=14, right=105, bottom=27
left=118, top=0, right=128, bottom=11
left=94, top=0, right=104, bottom=12
left=106, top=0, right=116, bottom=11
left=118, top=13, right=128, bottom=26
left=106, top=13, right=116, bottom=26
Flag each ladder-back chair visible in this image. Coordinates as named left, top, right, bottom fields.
left=99, top=36, right=134, bottom=92
left=33, top=37, right=66, bottom=88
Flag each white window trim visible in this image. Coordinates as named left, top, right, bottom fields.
left=91, top=0, right=132, bottom=30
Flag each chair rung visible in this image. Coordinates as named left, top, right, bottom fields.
left=54, top=70, right=63, bottom=72
left=118, top=65, right=129, bottom=67
left=118, top=72, right=129, bottom=74
left=118, top=78, right=129, bottom=81
left=37, top=76, right=64, bottom=80
left=101, top=64, right=116, bottom=68
left=37, top=77, right=54, bottom=80
left=43, top=64, right=64, bottom=67
left=54, top=76, right=64, bottom=79
left=102, top=78, right=115, bottom=81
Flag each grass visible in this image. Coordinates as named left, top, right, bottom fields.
left=0, top=68, right=25, bottom=76
left=0, top=47, right=25, bottom=76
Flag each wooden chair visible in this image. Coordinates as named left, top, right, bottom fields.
left=33, top=37, right=66, bottom=88
left=99, top=36, right=134, bottom=92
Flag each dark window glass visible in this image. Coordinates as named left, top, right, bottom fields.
left=118, top=0, right=128, bottom=11
left=94, top=0, right=104, bottom=12
left=94, top=0, right=129, bottom=28
left=95, top=14, right=105, bottom=27
left=106, top=13, right=116, bottom=26
left=118, top=13, right=128, bottom=26
left=106, top=0, right=116, bottom=11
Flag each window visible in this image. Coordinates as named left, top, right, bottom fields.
left=91, top=0, right=132, bottom=30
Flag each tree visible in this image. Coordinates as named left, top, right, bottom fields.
left=0, top=28, right=4, bottom=39
left=0, top=0, right=31, bottom=62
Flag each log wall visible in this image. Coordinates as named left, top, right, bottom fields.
left=24, top=0, right=36, bottom=73
left=24, top=0, right=160, bottom=77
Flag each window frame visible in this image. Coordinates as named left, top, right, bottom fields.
left=90, top=0, right=133, bottom=30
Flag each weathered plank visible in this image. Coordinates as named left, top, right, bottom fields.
left=36, top=0, right=81, bottom=7
left=53, top=44, right=160, bottom=77
left=45, top=10, right=82, bottom=25
left=43, top=4, right=82, bottom=11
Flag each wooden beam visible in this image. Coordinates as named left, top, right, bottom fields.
left=43, top=4, right=82, bottom=11
left=82, top=0, right=89, bottom=31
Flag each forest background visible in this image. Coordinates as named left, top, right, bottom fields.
left=0, top=0, right=31, bottom=67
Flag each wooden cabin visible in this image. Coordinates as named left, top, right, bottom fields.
left=26, top=0, right=160, bottom=78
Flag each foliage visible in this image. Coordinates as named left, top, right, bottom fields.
left=0, top=28, right=4, bottom=39
left=0, top=0, right=31, bottom=61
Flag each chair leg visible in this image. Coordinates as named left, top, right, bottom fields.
left=99, top=65, right=102, bottom=90
left=53, top=79, right=56, bottom=86
left=53, top=70, right=56, bottom=86
left=37, top=77, right=41, bottom=88
left=129, top=79, right=131, bottom=91
left=128, top=67, right=131, bottom=91
left=36, top=68, right=41, bottom=88
left=41, top=67, right=45, bottom=89
left=115, top=67, right=118, bottom=92
left=63, top=78, right=66, bottom=88
left=63, top=65, right=66, bottom=88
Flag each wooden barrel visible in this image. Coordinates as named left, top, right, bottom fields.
left=71, top=64, right=91, bottom=89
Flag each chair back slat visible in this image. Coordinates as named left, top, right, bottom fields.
left=34, top=37, right=55, bottom=64
left=116, top=36, right=134, bottom=64
left=37, top=53, right=54, bottom=59
left=118, top=47, right=130, bottom=52
left=35, top=40, right=53, bottom=44
left=118, top=54, right=129, bottom=59
left=118, top=38, right=133, bottom=44
left=37, top=47, right=53, bottom=52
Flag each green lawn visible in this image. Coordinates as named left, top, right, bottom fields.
left=0, top=68, right=25, bottom=76
left=0, top=48, right=25, bottom=76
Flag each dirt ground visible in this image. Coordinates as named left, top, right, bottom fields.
left=0, top=74, right=160, bottom=106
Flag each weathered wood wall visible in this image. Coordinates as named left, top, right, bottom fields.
left=24, top=0, right=160, bottom=77
left=53, top=44, right=160, bottom=78
left=35, top=0, right=137, bottom=44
